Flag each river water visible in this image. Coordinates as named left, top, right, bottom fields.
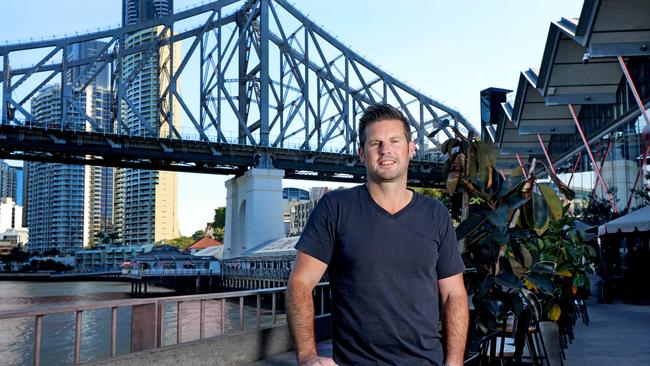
left=0, top=281, right=286, bottom=366
left=0, top=281, right=174, bottom=365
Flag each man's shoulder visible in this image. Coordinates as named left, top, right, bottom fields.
left=321, top=184, right=364, bottom=203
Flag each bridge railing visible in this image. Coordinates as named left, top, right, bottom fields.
left=0, top=283, right=331, bottom=366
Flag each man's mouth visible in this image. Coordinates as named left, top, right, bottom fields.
left=379, top=160, right=396, bottom=166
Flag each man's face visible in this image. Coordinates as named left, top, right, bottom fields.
left=359, top=119, right=415, bottom=184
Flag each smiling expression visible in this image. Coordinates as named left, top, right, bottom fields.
left=359, top=119, right=415, bottom=184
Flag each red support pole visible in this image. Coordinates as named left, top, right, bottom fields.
left=618, top=56, right=650, bottom=195
left=626, top=144, right=650, bottom=213
left=618, top=56, right=650, bottom=126
left=536, top=133, right=556, bottom=175
left=591, top=136, right=615, bottom=197
left=515, top=153, right=527, bottom=177
left=568, top=104, right=619, bottom=214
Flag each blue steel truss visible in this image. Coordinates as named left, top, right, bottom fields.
left=0, top=0, right=476, bottom=185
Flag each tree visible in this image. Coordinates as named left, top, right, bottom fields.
left=576, top=187, right=620, bottom=226
left=213, top=227, right=225, bottom=242
left=166, top=236, right=195, bottom=251
left=192, top=230, right=205, bottom=241
left=42, top=248, right=60, bottom=257
left=212, top=207, right=226, bottom=229
left=441, top=133, right=587, bottom=339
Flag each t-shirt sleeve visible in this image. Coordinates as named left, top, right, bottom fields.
left=436, top=206, right=465, bottom=279
left=295, top=194, right=335, bottom=265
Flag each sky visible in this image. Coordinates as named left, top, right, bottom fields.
left=0, top=0, right=584, bottom=235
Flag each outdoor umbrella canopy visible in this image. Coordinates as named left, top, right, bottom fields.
left=598, top=205, right=650, bottom=235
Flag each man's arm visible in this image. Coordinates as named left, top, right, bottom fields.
left=438, top=273, right=469, bottom=366
left=287, top=251, right=336, bottom=366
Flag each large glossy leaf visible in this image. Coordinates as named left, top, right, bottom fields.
left=538, top=184, right=563, bottom=221
left=497, top=174, right=525, bottom=200
left=548, top=304, right=562, bottom=321
left=490, top=226, right=509, bottom=245
left=531, top=261, right=556, bottom=275
left=460, top=140, right=470, bottom=154
left=476, top=142, right=497, bottom=168
left=446, top=154, right=464, bottom=193
left=486, top=205, right=509, bottom=228
left=456, top=215, right=485, bottom=240
left=573, top=272, right=586, bottom=287
left=442, top=157, right=452, bottom=181
left=488, top=167, right=504, bottom=196
left=520, top=246, right=533, bottom=267
left=504, top=193, right=530, bottom=211
left=509, top=257, right=526, bottom=278
left=440, top=139, right=460, bottom=155
left=495, top=271, right=523, bottom=291
left=549, top=170, right=576, bottom=200
left=531, top=192, right=550, bottom=235
left=526, top=273, right=555, bottom=295
left=446, top=171, right=460, bottom=194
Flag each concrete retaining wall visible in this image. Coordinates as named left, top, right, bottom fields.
left=84, top=315, right=331, bottom=366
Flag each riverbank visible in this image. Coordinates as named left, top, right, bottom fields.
left=0, top=272, right=128, bottom=282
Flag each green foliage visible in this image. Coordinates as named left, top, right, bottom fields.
left=192, top=230, right=205, bottom=241
left=442, top=134, right=591, bottom=335
left=576, top=190, right=620, bottom=226
left=212, top=207, right=226, bottom=229
left=27, top=259, right=73, bottom=273
left=0, top=247, right=30, bottom=267
left=164, top=236, right=195, bottom=251
left=524, top=215, right=595, bottom=325
left=213, top=227, right=225, bottom=242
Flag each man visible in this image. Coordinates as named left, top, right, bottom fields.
left=287, top=103, right=468, bottom=366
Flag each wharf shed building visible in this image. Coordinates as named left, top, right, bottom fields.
left=222, top=237, right=301, bottom=290
left=482, top=0, right=650, bottom=215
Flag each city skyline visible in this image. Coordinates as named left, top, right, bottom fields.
left=0, top=0, right=583, bottom=235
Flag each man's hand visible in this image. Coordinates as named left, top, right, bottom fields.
left=298, top=355, right=338, bottom=366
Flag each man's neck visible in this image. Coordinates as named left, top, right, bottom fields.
left=366, top=180, right=413, bottom=214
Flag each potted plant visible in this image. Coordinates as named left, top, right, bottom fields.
left=441, top=132, right=592, bottom=343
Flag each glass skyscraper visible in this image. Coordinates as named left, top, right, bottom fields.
left=115, top=0, right=179, bottom=245
left=25, top=41, right=115, bottom=255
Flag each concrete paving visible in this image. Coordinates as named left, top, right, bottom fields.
left=249, top=301, right=650, bottom=365
left=564, top=300, right=650, bottom=366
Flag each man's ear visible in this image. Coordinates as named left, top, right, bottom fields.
left=409, top=142, right=416, bottom=159
left=358, top=147, right=365, bottom=163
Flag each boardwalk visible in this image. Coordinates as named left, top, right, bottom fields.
left=250, top=300, right=650, bottom=365
left=565, top=301, right=650, bottom=366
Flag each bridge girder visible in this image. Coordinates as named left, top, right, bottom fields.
left=0, top=0, right=475, bottom=185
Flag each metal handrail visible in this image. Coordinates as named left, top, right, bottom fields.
left=0, top=282, right=331, bottom=366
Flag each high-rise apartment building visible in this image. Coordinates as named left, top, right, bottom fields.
left=0, top=197, right=22, bottom=232
left=122, top=0, right=174, bottom=26
left=0, top=160, right=18, bottom=201
left=115, top=0, right=179, bottom=245
left=26, top=41, right=115, bottom=255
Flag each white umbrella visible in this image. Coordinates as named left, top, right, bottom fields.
left=598, top=205, right=650, bottom=235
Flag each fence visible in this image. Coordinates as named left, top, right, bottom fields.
left=0, top=283, right=330, bottom=365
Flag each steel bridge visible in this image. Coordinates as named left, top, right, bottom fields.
left=0, top=0, right=475, bottom=186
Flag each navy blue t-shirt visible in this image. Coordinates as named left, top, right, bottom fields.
left=295, top=184, right=465, bottom=366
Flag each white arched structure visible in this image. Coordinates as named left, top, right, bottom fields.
left=224, top=168, right=285, bottom=258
